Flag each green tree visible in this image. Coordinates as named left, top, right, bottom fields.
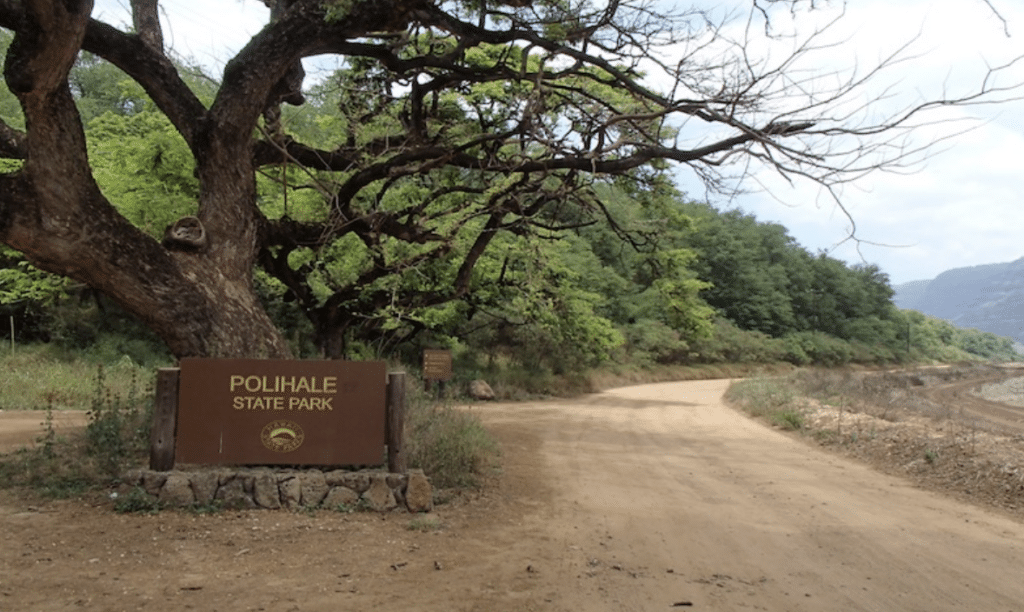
left=678, top=206, right=798, bottom=336
left=0, top=244, right=68, bottom=342
left=0, top=1, right=1010, bottom=359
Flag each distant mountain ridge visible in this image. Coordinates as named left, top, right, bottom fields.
left=893, top=257, right=1024, bottom=343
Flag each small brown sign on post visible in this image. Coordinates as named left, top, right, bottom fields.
left=422, top=349, right=453, bottom=382
left=174, top=359, right=387, bottom=466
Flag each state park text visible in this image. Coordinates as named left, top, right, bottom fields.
left=229, top=375, right=339, bottom=411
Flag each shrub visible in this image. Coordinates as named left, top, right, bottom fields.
left=782, top=331, right=853, bottom=367
left=85, top=365, right=153, bottom=479
left=403, top=383, right=499, bottom=489
left=113, top=485, right=162, bottom=514
left=770, top=409, right=804, bottom=430
left=0, top=364, right=153, bottom=497
left=689, top=318, right=787, bottom=364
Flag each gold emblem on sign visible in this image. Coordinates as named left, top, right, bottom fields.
left=260, top=419, right=305, bottom=453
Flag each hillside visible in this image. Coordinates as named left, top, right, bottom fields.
left=894, top=257, right=1024, bottom=343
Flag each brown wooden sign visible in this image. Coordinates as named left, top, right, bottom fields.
left=422, top=349, right=453, bottom=381
left=175, top=359, right=386, bottom=466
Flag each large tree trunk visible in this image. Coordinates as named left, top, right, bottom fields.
left=0, top=0, right=291, bottom=359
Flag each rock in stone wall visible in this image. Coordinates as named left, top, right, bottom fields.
left=122, top=468, right=432, bottom=513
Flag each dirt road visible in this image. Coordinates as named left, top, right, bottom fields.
left=3, top=379, right=1024, bottom=611
left=0, top=409, right=88, bottom=455
left=921, top=374, right=1024, bottom=434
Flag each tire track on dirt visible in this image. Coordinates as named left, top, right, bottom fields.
left=915, top=376, right=1024, bottom=434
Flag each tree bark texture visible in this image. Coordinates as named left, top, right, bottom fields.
left=0, top=0, right=291, bottom=358
left=129, top=0, right=162, bottom=52
left=0, top=0, right=440, bottom=359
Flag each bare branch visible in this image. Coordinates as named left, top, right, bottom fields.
left=981, top=0, right=1011, bottom=37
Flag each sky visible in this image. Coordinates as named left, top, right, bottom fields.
left=696, top=0, right=1024, bottom=287
left=91, top=0, right=1024, bottom=286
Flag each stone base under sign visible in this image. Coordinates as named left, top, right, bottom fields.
left=121, top=467, right=433, bottom=513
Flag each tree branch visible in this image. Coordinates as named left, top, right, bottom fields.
left=130, top=0, right=163, bottom=52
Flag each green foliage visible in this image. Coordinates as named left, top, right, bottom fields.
left=471, top=249, right=624, bottom=374
left=87, top=111, right=198, bottom=237
left=638, top=248, right=715, bottom=339
left=38, top=294, right=172, bottom=367
left=725, top=377, right=800, bottom=413
left=2, top=34, right=1012, bottom=374
left=620, top=319, right=690, bottom=365
left=781, top=331, right=854, bottom=367
left=406, top=515, right=444, bottom=532
left=404, top=383, right=499, bottom=489
left=0, top=246, right=71, bottom=343
left=0, top=343, right=160, bottom=410
left=7, top=237, right=168, bottom=359
left=675, top=203, right=901, bottom=344
left=675, top=206, right=800, bottom=336
left=331, top=498, right=372, bottom=514
left=187, top=499, right=227, bottom=515
left=898, top=310, right=1021, bottom=363
left=113, top=486, right=162, bottom=514
left=71, top=53, right=152, bottom=121
left=953, top=326, right=1019, bottom=361
left=0, top=444, right=94, bottom=498
left=0, top=29, right=23, bottom=129
left=687, top=319, right=786, bottom=364
left=0, top=247, right=68, bottom=307
left=254, top=270, right=319, bottom=358
left=85, top=365, right=153, bottom=479
left=770, top=409, right=805, bottom=430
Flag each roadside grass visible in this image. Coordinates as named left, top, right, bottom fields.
left=0, top=343, right=156, bottom=411
left=404, top=382, right=500, bottom=489
left=725, top=368, right=930, bottom=433
left=587, top=362, right=794, bottom=394
left=452, top=360, right=796, bottom=401
left=726, top=365, right=1007, bottom=443
left=734, top=365, right=1024, bottom=520
left=724, top=376, right=806, bottom=430
left=406, top=515, right=444, bottom=532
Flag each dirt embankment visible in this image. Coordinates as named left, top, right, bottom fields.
left=802, top=365, right=1024, bottom=519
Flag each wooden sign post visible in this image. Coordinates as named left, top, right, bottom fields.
left=149, top=360, right=405, bottom=472
left=422, top=349, right=452, bottom=396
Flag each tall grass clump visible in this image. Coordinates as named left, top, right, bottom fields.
left=85, top=365, right=153, bottom=478
left=403, top=383, right=499, bottom=489
left=724, top=376, right=805, bottom=430
left=0, top=343, right=158, bottom=410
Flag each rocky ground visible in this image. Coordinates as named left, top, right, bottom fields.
left=800, top=365, right=1024, bottom=520
left=976, top=375, right=1024, bottom=407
